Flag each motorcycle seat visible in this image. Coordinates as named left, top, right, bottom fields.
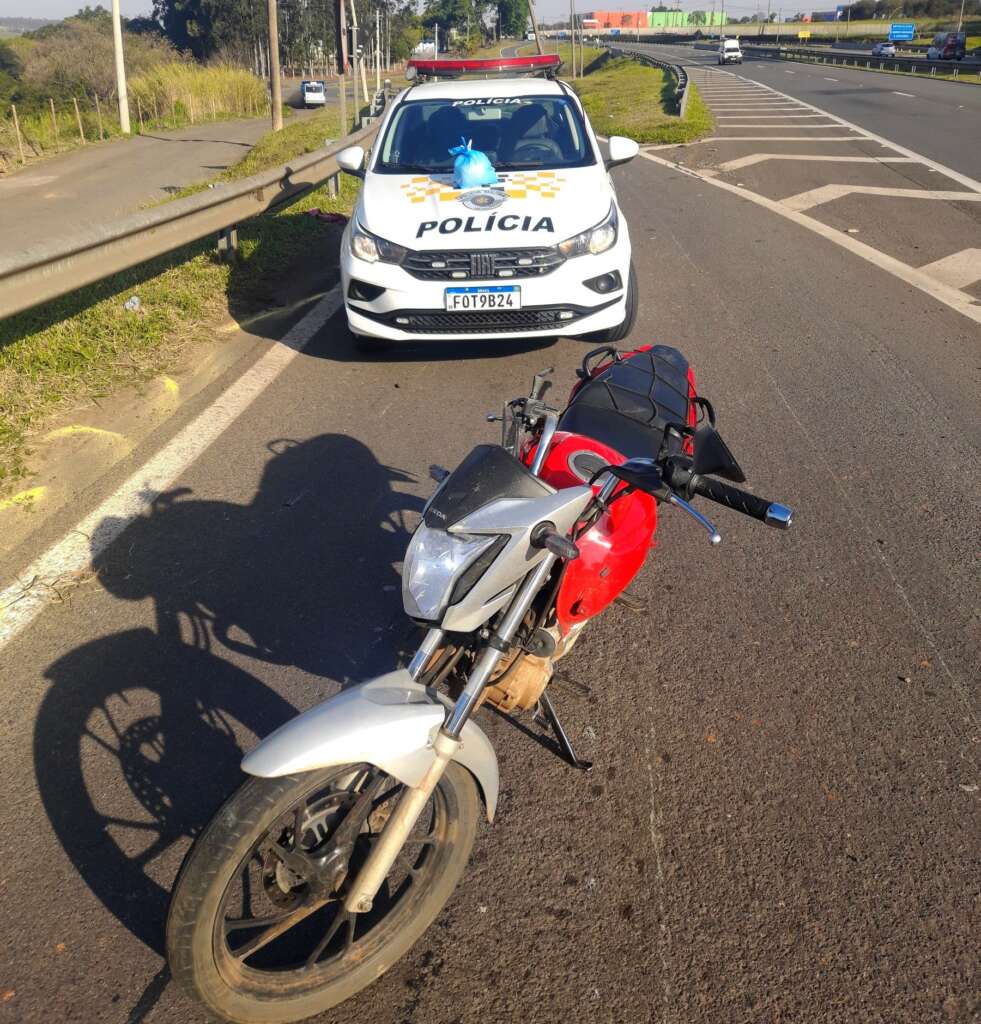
left=557, top=345, right=691, bottom=462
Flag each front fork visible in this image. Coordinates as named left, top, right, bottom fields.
left=342, top=552, right=558, bottom=913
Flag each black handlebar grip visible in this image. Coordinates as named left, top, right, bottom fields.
left=691, top=475, right=793, bottom=529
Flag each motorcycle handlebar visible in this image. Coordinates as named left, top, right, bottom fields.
left=690, top=474, right=793, bottom=530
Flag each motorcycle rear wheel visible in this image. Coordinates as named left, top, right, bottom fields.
left=166, top=762, right=479, bottom=1023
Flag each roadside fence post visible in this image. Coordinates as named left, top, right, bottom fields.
left=94, top=92, right=104, bottom=139
left=73, top=97, right=86, bottom=144
left=327, top=172, right=338, bottom=198
left=136, top=94, right=144, bottom=132
left=49, top=98, right=60, bottom=151
left=217, top=225, right=239, bottom=261
left=171, top=96, right=177, bottom=125
left=11, top=104, right=26, bottom=164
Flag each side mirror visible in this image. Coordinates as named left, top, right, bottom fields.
left=605, top=136, right=640, bottom=171
left=337, top=145, right=366, bottom=179
left=693, top=427, right=746, bottom=483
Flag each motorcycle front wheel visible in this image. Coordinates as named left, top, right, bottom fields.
left=166, top=762, right=479, bottom=1023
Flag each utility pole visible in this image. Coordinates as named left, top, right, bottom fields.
left=956, top=0, right=966, bottom=33
left=569, top=0, right=575, bottom=76
left=527, top=0, right=544, bottom=54
left=267, top=0, right=283, bottom=130
left=110, top=0, right=130, bottom=134
left=336, top=0, right=349, bottom=132
left=348, top=0, right=369, bottom=113
left=375, top=7, right=381, bottom=92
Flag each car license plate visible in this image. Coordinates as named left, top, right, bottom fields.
left=444, top=286, right=520, bottom=312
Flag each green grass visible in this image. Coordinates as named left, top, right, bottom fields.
left=0, top=63, right=269, bottom=173
left=0, top=106, right=358, bottom=490
left=572, top=57, right=712, bottom=144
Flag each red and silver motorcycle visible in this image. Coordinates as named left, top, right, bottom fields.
left=167, top=344, right=792, bottom=1023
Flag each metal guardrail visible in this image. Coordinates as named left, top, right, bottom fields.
left=699, top=41, right=981, bottom=79
left=0, top=116, right=384, bottom=320
left=606, top=44, right=691, bottom=117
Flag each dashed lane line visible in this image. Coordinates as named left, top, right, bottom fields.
left=781, top=184, right=981, bottom=213
left=716, top=154, right=917, bottom=172
left=893, top=91, right=916, bottom=97
left=0, top=286, right=344, bottom=651
left=636, top=147, right=981, bottom=327
left=824, top=77, right=839, bottom=82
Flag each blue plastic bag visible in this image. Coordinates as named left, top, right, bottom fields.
left=449, top=137, right=499, bottom=189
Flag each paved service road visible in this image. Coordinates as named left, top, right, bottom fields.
left=0, top=109, right=324, bottom=257
left=0, top=76, right=978, bottom=1024
left=645, top=42, right=981, bottom=179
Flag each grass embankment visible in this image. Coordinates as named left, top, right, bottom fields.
left=0, top=63, right=269, bottom=172
left=573, top=56, right=712, bottom=145
left=0, top=107, right=356, bottom=490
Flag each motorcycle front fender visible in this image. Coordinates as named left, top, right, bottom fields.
left=240, top=670, right=499, bottom=821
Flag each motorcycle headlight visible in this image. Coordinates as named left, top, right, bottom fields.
left=402, top=527, right=499, bottom=623
left=557, top=203, right=618, bottom=258
left=350, top=219, right=407, bottom=265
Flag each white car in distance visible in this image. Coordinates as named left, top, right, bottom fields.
left=337, top=54, right=640, bottom=350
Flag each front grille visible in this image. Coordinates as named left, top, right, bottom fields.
left=403, top=247, right=565, bottom=282
left=351, top=299, right=618, bottom=336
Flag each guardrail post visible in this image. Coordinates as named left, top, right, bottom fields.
left=327, top=172, right=338, bottom=198
left=217, top=225, right=238, bottom=261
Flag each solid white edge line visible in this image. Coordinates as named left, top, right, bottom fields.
left=0, top=286, right=344, bottom=650
left=635, top=147, right=981, bottom=327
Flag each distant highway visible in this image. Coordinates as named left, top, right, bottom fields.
left=640, top=42, right=981, bottom=178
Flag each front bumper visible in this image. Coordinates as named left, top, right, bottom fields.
left=340, top=228, right=632, bottom=342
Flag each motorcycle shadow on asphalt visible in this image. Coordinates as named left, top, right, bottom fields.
left=33, top=432, right=423, bottom=1017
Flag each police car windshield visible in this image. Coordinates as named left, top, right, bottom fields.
left=377, top=95, right=595, bottom=174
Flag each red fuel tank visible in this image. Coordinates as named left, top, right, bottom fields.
left=534, top=431, right=658, bottom=634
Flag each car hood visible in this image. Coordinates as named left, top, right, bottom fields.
left=356, top=165, right=613, bottom=251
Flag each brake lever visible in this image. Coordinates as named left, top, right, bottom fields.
left=667, top=492, right=722, bottom=546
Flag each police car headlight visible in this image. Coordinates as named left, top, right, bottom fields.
left=350, top=220, right=407, bottom=265
left=557, top=203, right=618, bottom=258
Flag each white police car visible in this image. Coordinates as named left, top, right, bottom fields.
left=337, top=54, right=640, bottom=349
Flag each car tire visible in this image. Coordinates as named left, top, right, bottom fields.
left=587, top=262, right=638, bottom=345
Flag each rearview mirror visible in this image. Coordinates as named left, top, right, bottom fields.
left=693, top=427, right=746, bottom=483
left=337, top=145, right=366, bottom=179
left=605, top=136, right=640, bottom=171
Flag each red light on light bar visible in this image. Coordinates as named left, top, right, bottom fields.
left=406, top=54, right=562, bottom=77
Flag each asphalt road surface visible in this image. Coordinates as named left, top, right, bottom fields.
left=647, top=42, right=981, bottom=178
left=0, top=72, right=978, bottom=1024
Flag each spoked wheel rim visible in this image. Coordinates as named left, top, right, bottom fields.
left=212, top=765, right=454, bottom=998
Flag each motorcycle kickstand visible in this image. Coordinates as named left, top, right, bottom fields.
left=533, top=691, right=593, bottom=772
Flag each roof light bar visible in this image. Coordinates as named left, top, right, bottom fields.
left=406, top=54, right=562, bottom=80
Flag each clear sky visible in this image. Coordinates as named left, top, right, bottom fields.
left=7, top=0, right=775, bottom=27
left=3, top=1, right=152, bottom=17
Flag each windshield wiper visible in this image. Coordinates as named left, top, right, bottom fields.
left=386, top=163, right=447, bottom=174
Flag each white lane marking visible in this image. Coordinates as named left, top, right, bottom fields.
left=726, top=73, right=981, bottom=193
left=0, top=287, right=344, bottom=650
left=717, top=113, right=833, bottom=119
left=708, top=105, right=807, bottom=110
left=635, top=149, right=981, bottom=327
left=781, top=184, right=981, bottom=213
left=893, top=91, right=915, bottom=97
left=784, top=70, right=796, bottom=74
left=717, top=154, right=916, bottom=172
left=644, top=137, right=867, bottom=149
left=916, top=249, right=981, bottom=289
left=714, top=124, right=859, bottom=129
left=824, top=77, right=839, bottom=82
